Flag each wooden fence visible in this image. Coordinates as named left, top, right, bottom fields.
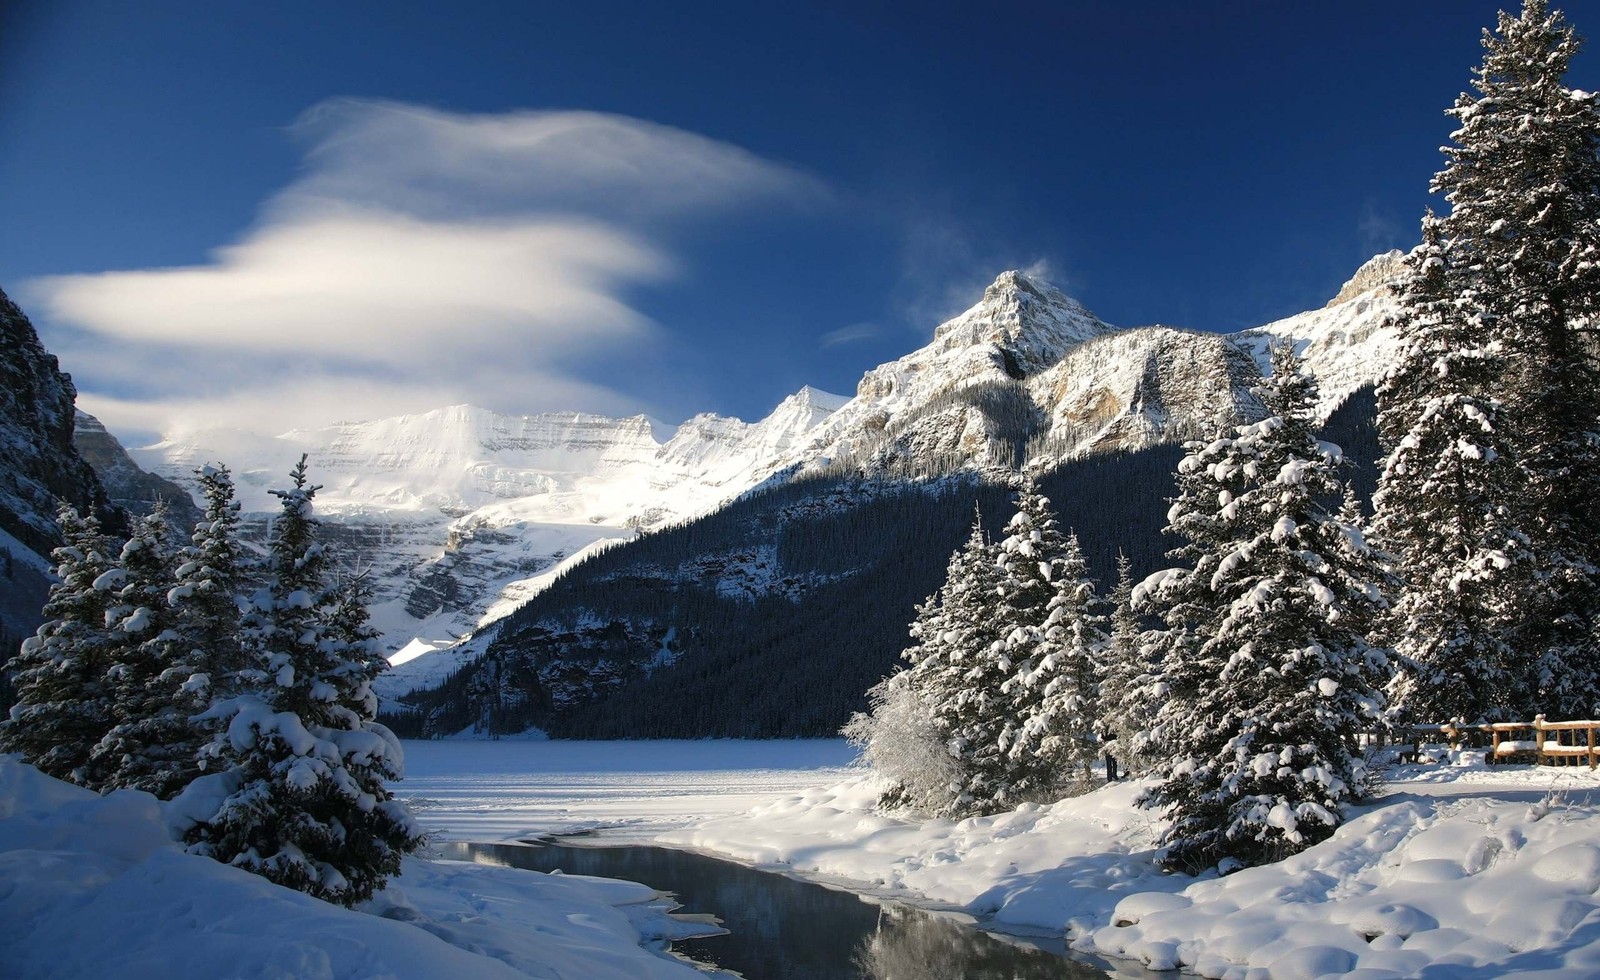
left=1372, top=715, right=1600, bottom=769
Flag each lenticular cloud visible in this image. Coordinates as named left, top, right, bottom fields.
left=30, top=100, right=822, bottom=441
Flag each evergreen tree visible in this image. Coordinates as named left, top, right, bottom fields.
left=169, top=464, right=253, bottom=703
left=322, top=566, right=388, bottom=722
left=908, top=514, right=1012, bottom=815
left=1143, top=346, right=1389, bottom=873
left=865, top=484, right=1119, bottom=814
left=1100, top=551, right=1159, bottom=775
left=180, top=457, right=422, bottom=906
left=983, top=482, right=1073, bottom=804
left=0, top=505, right=119, bottom=785
left=1375, top=220, right=1532, bottom=723
left=1008, top=529, right=1106, bottom=791
left=89, top=505, right=198, bottom=796
left=1424, top=0, right=1600, bottom=716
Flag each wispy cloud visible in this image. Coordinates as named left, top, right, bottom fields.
left=30, top=99, right=824, bottom=444
left=1357, top=200, right=1406, bottom=256
left=890, top=213, right=1067, bottom=333
left=819, top=322, right=881, bottom=348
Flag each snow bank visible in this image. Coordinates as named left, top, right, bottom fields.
left=661, top=773, right=1168, bottom=932
left=663, top=760, right=1600, bottom=977
left=1091, top=793, right=1600, bottom=978
left=0, top=756, right=709, bottom=979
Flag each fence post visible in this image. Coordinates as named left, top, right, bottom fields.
left=1589, top=723, right=1596, bottom=771
left=1535, top=714, right=1546, bottom=767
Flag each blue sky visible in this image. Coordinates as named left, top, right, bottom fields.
left=1, top=0, right=1583, bottom=443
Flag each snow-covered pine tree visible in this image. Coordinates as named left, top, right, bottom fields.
left=1143, top=345, right=1389, bottom=873
left=1008, top=527, right=1106, bottom=793
left=1425, top=0, right=1600, bottom=717
left=88, top=504, right=201, bottom=797
left=0, top=504, right=119, bottom=784
left=912, top=512, right=1015, bottom=815
left=180, top=456, right=422, bottom=906
left=321, top=565, right=388, bottom=723
left=169, top=464, right=253, bottom=703
left=1373, top=226, right=1531, bottom=723
left=1099, top=551, right=1159, bottom=777
left=849, top=514, right=998, bottom=814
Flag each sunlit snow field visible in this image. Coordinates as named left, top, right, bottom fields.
left=399, top=738, right=858, bottom=842
left=398, top=739, right=1600, bottom=977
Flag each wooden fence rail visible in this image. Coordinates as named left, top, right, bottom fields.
left=1365, top=715, right=1600, bottom=770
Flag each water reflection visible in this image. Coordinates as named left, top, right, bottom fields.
left=853, top=905, right=1102, bottom=980
left=443, top=841, right=1108, bottom=980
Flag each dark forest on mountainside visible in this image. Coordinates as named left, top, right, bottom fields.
left=383, top=388, right=1377, bottom=739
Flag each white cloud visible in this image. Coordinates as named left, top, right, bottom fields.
left=30, top=99, right=824, bottom=445
left=819, top=322, right=881, bottom=348
left=284, top=101, right=824, bottom=224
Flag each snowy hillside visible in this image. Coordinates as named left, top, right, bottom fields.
left=130, top=389, right=851, bottom=669
left=127, top=254, right=1403, bottom=700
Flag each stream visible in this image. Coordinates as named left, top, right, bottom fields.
left=441, top=840, right=1115, bottom=979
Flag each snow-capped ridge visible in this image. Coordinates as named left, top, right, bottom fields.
left=928, top=270, right=1111, bottom=375
left=1232, top=250, right=1407, bottom=416
left=1326, top=249, right=1407, bottom=307
left=789, top=385, right=851, bottom=413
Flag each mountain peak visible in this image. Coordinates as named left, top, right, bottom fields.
left=1326, top=250, right=1407, bottom=307
left=983, top=268, right=1066, bottom=304
left=789, top=385, right=850, bottom=412
left=931, top=269, right=1110, bottom=376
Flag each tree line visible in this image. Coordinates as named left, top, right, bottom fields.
left=852, top=0, right=1600, bottom=875
left=0, top=458, right=422, bottom=906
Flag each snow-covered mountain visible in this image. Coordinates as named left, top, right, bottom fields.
left=773, top=251, right=1405, bottom=479
left=127, top=252, right=1406, bottom=695
left=130, top=387, right=853, bottom=670
left=72, top=411, right=199, bottom=530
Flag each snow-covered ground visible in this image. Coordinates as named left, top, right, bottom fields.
left=17, top=738, right=1600, bottom=978
left=657, top=753, right=1600, bottom=979
left=0, top=755, right=726, bottom=980
left=390, top=739, right=1600, bottom=975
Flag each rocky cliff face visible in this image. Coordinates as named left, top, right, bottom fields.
left=1326, top=249, right=1406, bottom=307
left=0, top=288, right=122, bottom=559
left=1029, top=326, right=1266, bottom=458
left=0, top=289, right=132, bottom=642
left=72, top=411, right=199, bottom=529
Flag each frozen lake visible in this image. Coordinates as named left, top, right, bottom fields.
left=397, top=738, right=858, bottom=842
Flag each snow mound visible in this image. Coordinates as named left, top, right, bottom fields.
left=0, top=756, right=707, bottom=979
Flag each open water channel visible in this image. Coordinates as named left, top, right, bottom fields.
left=443, top=840, right=1116, bottom=979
